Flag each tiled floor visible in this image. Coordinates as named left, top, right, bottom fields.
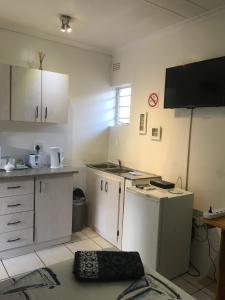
left=172, top=272, right=216, bottom=299
left=0, top=227, right=115, bottom=281
left=0, top=227, right=217, bottom=299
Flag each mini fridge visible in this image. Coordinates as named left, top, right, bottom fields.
left=122, top=186, right=193, bottom=279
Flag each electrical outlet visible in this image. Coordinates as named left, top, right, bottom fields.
left=33, top=142, right=43, bottom=153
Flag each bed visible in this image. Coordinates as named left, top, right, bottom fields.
left=0, top=258, right=195, bottom=300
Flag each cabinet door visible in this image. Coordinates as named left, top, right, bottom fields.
left=100, top=175, right=122, bottom=245
left=35, top=174, right=73, bottom=243
left=11, top=66, right=41, bottom=122
left=0, top=64, right=10, bottom=120
left=42, top=70, right=69, bottom=123
left=87, top=168, right=124, bottom=246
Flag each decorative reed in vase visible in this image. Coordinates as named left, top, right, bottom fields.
left=38, top=51, right=46, bottom=70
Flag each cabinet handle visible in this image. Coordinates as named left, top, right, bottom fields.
left=39, top=181, right=42, bottom=193
left=45, top=106, right=48, bottom=120
left=35, top=106, right=39, bottom=120
left=105, top=181, right=108, bottom=192
left=7, top=238, right=21, bottom=243
left=7, top=186, right=21, bottom=189
left=100, top=180, right=103, bottom=191
left=7, top=203, right=21, bottom=208
left=7, top=221, right=21, bottom=226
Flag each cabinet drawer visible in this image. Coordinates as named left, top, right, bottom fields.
left=0, top=227, right=33, bottom=251
left=0, top=211, right=33, bottom=234
left=0, top=194, right=34, bottom=215
left=0, top=179, right=34, bottom=197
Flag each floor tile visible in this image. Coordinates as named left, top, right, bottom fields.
left=92, top=236, right=113, bottom=249
left=202, top=282, right=217, bottom=298
left=0, top=261, right=8, bottom=281
left=65, top=239, right=101, bottom=253
left=182, top=273, right=214, bottom=290
left=71, top=231, right=88, bottom=242
left=81, top=227, right=99, bottom=238
left=172, top=277, right=199, bottom=295
left=104, top=247, right=120, bottom=251
left=36, top=245, right=74, bottom=266
left=3, top=253, right=44, bottom=277
left=192, top=290, right=214, bottom=300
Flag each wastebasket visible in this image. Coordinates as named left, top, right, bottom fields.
left=72, top=188, right=87, bottom=232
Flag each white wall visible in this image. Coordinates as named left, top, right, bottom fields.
left=109, top=7, right=225, bottom=276
left=0, top=28, right=113, bottom=190
left=110, top=7, right=225, bottom=211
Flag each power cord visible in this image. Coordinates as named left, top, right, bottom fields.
left=190, top=219, right=217, bottom=280
left=175, top=176, right=183, bottom=189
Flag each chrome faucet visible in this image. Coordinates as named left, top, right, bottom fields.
left=118, top=159, right=122, bottom=168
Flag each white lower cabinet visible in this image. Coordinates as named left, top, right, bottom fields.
left=0, top=177, right=34, bottom=254
left=35, top=174, right=73, bottom=243
left=0, top=211, right=33, bottom=234
left=0, top=228, right=33, bottom=251
left=87, top=168, right=124, bottom=247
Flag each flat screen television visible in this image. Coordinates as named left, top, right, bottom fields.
left=164, top=56, right=225, bottom=108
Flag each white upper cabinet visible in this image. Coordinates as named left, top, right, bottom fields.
left=0, top=64, right=10, bottom=120
left=42, top=71, right=69, bottom=123
left=10, top=66, right=69, bottom=123
left=11, top=66, right=42, bottom=122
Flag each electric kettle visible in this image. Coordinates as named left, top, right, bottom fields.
left=50, top=147, right=64, bottom=168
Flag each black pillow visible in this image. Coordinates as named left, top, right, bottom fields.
left=73, top=251, right=144, bottom=281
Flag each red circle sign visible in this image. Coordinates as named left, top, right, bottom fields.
left=148, top=93, right=159, bottom=108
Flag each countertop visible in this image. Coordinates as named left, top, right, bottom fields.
left=0, top=166, right=78, bottom=179
left=86, top=163, right=160, bottom=180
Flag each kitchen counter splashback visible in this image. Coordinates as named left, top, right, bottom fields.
left=0, top=166, right=78, bottom=179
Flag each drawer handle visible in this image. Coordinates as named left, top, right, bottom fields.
left=100, top=180, right=103, bottom=191
left=7, top=238, right=21, bottom=243
left=7, top=221, right=21, bottom=226
left=7, top=203, right=21, bottom=208
left=105, top=181, right=108, bottom=192
left=7, top=186, right=22, bottom=190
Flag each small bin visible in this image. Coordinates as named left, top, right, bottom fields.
left=72, top=188, right=87, bottom=232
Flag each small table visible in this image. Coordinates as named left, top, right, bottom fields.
left=201, top=216, right=225, bottom=300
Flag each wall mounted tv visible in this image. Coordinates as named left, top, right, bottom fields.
left=164, top=56, right=225, bottom=108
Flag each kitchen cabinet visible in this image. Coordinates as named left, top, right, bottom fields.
left=11, top=66, right=42, bottom=122
left=87, top=168, right=125, bottom=247
left=42, top=70, right=69, bottom=123
left=0, top=177, right=34, bottom=254
left=35, top=174, right=73, bottom=243
left=0, top=63, right=10, bottom=120
left=11, top=66, right=69, bottom=123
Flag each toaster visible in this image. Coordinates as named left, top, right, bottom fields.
left=25, top=154, right=41, bottom=168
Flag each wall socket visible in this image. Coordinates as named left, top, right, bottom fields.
left=33, top=142, right=43, bottom=153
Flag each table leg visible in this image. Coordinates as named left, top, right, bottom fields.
left=216, top=229, right=225, bottom=300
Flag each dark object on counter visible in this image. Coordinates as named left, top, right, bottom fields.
left=74, top=251, right=144, bottom=281
left=150, top=179, right=175, bottom=189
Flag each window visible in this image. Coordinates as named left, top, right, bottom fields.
left=116, top=86, right=131, bottom=125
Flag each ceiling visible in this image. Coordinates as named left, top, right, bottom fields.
left=0, top=0, right=224, bottom=54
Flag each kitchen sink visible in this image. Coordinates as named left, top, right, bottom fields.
left=88, top=162, right=118, bottom=169
left=106, top=167, right=133, bottom=174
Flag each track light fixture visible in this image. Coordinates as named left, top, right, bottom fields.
left=60, top=15, right=73, bottom=33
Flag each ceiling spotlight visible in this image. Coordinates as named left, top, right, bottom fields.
left=60, top=15, right=73, bottom=33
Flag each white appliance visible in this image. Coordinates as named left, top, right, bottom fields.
left=25, top=154, right=42, bottom=168
left=50, top=147, right=64, bottom=168
left=122, top=186, right=193, bottom=279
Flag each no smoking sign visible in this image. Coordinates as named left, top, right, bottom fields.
left=148, top=92, right=159, bottom=108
